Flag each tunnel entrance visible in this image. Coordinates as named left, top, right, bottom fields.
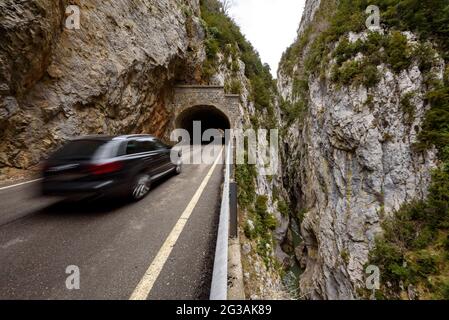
left=175, top=105, right=231, bottom=144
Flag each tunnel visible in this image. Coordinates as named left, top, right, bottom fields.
left=175, top=105, right=231, bottom=144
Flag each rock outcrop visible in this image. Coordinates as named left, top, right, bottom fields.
left=0, top=0, right=205, bottom=169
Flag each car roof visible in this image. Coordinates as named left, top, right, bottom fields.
left=71, top=134, right=157, bottom=142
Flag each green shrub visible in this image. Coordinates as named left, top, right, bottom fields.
left=336, top=60, right=361, bottom=85
left=385, top=31, right=413, bottom=73
left=244, top=217, right=257, bottom=240
left=341, top=250, right=350, bottom=264
left=235, top=161, right=256, bottom=209
left=225, top=79, right=242, bottom=95
left=255, top=195, right=277, bottom=231
left=231, top=59, right=240, bottom=73
left=444, top=235, right=449, bottom=251
left=292, top=78, right=309, bottom=100
left=205, top=37, right=220, bottom=59
left=279, top=98, right=307, bottom=125
left=369, top=166, right=449, bottom=298
left=401, top=92, right=416, bottom=125
left=362, top=64, right=380, bottom=88
left=413, top=251, right=438, bottom=276
left=441, top=281, right=449, bottom=299
left=418, top=86, right=449, bottom=158
left=297, top=209, right=307, bottom=225
left=332, top=59, right=379, bottom=88
left=251, top=76, right=271, bottom=111
left=414, top=42, right=438, bottom=75
left=277, top=199, right=289, bottom=217
left=239, top=195, right=278, bottom=268
left=412, top=227, right=436, bottom=250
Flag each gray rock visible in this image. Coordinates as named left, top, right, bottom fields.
left=276, top=0, right=441, bottom=299
left=0, top=0, right=204, bottom=168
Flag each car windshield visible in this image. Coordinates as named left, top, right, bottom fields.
left=51, top=140, right=112, bottom=161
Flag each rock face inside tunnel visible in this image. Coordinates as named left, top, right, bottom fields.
left=168, top=86, right=241, bottom=143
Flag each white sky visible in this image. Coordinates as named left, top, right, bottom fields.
left=228, top=0, right=306, bottom=78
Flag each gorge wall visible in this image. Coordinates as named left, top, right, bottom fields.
left=277, top=0, right=449, bottom=299
left=0, top=0, right=204, bottom=169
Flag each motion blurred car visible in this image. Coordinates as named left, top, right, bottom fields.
left=41, top=135, right=182, bottom=201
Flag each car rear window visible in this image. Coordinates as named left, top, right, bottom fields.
left=52, top=140, right=112, bottom=161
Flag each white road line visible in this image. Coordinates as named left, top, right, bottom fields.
left=129, top=147, right=224, bottom=300
left=0, top=178, right=42, bottom=191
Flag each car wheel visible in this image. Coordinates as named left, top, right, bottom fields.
left=131, top=174, right=151, bottom=201
left=175, top=162, right=182, bottom=175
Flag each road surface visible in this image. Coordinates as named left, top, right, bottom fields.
left=0, top=146, right=224, bottom=300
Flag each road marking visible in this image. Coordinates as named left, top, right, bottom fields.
left=0, top=178, right=42, bottom=191
left=129, top=147, right=223, bottom=300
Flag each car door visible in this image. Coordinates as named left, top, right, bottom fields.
left=124, top=139, right=155, bottom=177
left=139, top=139, right=166, bottom=177
left=153, top=139, right=173, bottom=172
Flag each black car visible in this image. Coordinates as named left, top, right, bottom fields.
left=41, top=135, right=182, bottom=201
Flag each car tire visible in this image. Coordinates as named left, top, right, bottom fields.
left=130, top=173, right=151, bottom=201
left=175, top=162, right=182, bottom=175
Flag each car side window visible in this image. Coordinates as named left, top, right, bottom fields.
left=141, top=140, right=158, bottom=152
left=125, top=139, right=164, bottom=155
left=153, top=140, right=167, bottom=150
left=126, top=141, right=142, bottom=155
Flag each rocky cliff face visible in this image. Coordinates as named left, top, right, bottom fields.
left=0, top=0, right=204, bottom=169
left=0, top=0, right=290, bottom=298
left=277, top=0, right=444, bottom=299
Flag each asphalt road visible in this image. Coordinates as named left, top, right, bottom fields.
left=0, top=145, right=223, bottom=300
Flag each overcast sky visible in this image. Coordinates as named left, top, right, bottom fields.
left=228, top=0, right=305, bottom=77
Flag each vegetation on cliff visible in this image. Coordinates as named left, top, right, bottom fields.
left=370, top=73, right=449, bottom=300
left=200, top=0, right=285, bottom=289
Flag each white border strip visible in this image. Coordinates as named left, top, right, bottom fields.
left=210, top=141, right=232, bottom=300
left=0, top=178, right=42, bottom=191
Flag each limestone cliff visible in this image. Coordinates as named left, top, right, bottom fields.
left=0, top=0, right=204, bottom=169
left=277, top=0, right=448, bottom=299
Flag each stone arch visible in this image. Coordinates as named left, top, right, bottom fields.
left=170, top=85, right=241, bottom=129
left=174, top=104, right=231, bottom=144
left=168, top=85, right=242, bottom=143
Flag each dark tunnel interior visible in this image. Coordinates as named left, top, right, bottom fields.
left=175, top=105, right=231, bottom=144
